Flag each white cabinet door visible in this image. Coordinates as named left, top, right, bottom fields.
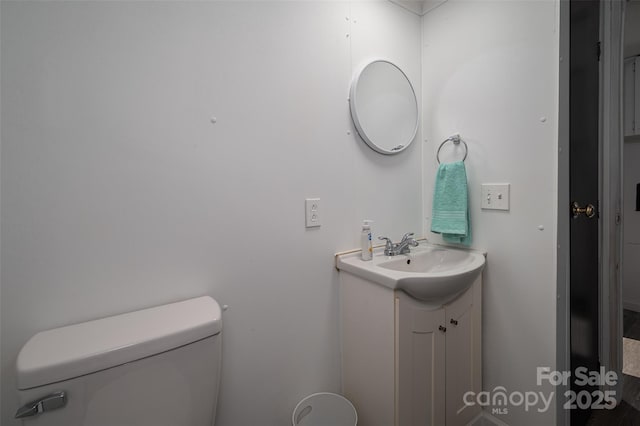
left=445, top=286, right=481, bottom=426
left=396, top=292, right=446, bottom=426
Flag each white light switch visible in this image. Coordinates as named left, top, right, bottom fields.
left=481, top=184, right=510, bottom=211
left=305, top=198, right=321, bottom=227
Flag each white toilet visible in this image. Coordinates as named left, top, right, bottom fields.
left=15, top=296, right=222, bottom=425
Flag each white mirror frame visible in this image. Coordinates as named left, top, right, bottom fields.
left=349, top=59, right=419, bottom=155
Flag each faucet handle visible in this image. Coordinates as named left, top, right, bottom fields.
left=400, top=232, right=415, bottom=242
left=378, top=237, right=394, bottom=255
left=378, top=236, right=393, bottom=248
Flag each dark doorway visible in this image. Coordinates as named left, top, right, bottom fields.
left=569, top=0, right=600, bottom=425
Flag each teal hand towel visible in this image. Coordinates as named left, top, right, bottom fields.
left=431, top=161, right=471, bottom=246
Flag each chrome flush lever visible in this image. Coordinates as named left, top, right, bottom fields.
left=15, top=391, right=67, bottom=419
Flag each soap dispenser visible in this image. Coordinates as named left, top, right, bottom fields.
left=361, top=220, right=373, bottom=261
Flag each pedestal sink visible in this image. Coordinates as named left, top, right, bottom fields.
left=336, top=241, right=485, bottom=304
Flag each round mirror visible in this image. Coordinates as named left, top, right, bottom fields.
left=349, top=60, right=418, bottom=155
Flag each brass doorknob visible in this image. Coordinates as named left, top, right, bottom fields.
left=571, top=202, right=596, bottom=219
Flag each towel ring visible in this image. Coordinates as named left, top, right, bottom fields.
left=436, top=134, right=468, bottom=164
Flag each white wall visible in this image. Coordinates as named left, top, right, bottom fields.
left=0, top=2, right=422, bottom=425
left=421, top=1, right=558, bottom=424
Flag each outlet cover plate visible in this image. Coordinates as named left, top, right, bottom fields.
left=305, top=198, right=321, bottom=227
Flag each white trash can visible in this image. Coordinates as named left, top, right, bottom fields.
left=292, top=392, right=358, bottom=426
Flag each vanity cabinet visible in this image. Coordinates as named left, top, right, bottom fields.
left=624, top=56, right=640, bottom=137
left=340, top=272, right=481, bottom=426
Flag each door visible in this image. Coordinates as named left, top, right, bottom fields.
left=396, top=291, right=446, bottom=426
left=569, top=1, right=600, bottom=424
left=445, top=287, right=480, bottom=426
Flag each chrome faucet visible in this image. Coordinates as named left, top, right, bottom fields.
left=378, top=233, right=419, bottom=256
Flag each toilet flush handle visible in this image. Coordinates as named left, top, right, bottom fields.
left=15, top=391, right=67, bottom=419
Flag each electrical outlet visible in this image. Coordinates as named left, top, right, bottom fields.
left=481, top=184, right=510, bottom=211
left=305, top=198, right=321, bottom=228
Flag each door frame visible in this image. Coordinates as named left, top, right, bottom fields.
left=598, top=0, right=625, bottom=409
left=556, top=2, right=570, bottom=424
left=556, top=1, right=625, bottom=425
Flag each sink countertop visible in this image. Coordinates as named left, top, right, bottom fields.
left=335, top=240, right=486, bottom=304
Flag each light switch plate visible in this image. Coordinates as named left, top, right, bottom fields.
left=305, top=198, right=321, bottom=227
left=481, top=184, right=510, bottom=211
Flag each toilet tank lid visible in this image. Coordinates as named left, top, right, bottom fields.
left=16, top=296, right=222, bottom=390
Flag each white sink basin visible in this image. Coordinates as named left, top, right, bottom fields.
left=336, top=241, right=485, bottom=304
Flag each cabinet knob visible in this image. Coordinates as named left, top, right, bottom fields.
left=438, top=325, right=447, bottom=332
left=450, top=319, right=458, bottom=326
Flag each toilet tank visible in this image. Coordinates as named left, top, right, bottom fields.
left=15, top=296, right=222, bottom=426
